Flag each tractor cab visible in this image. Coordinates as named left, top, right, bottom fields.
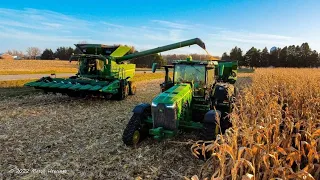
left=159, top=65, right=174, bottom=92
left=156, top=57, right=216, bottom=98
left=174, top=63, right=207, bottom=97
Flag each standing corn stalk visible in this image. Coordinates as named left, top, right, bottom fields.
left=191, top=69, right=320, bottom=180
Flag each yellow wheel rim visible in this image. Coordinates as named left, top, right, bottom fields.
left=133, top=130, right=140, bottom=145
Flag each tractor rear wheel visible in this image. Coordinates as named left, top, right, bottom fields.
left=122, top=113, right=148, bottom=146
left=201, top=110, right=221, bottom=140
left=201, top=122, right=219, bottom=140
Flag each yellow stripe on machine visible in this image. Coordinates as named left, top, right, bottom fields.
left=110, top=45, right=132, bottom=57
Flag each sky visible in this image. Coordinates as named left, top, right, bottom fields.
left=0, top=0, right=319, bottom=56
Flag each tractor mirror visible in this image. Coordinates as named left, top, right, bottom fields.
left=152, top=63, right=158, bottom=73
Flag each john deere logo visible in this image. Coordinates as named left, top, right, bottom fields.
left=159, top=109, right=163, bottom=112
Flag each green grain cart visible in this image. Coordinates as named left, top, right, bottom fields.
left=24, top=38, right=206, bottom=99
left=122, top=56, right=238, bottom=145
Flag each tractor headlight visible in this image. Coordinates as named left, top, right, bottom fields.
left=165, top=103, right=176, bottom=109
left=151, top=102, right=158, bottom=107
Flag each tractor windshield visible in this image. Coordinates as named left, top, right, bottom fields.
left=174, top=64, right=206, bottom=96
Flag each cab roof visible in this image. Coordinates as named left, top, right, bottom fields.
left=172, top=59, right=218, bottom=66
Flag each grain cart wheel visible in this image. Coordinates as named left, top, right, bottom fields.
left=128, top=81, right=136, bottom=95
left=122, top=113, right=149, bottom=146
left=201, top=110, right=221, bottom=140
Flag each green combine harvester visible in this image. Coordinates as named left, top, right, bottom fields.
left=24, top=38, right=207, bottom=99
left=122, top=55, right=238, bottom=145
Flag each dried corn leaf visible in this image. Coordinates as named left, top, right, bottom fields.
left=241, top=173, right=254, bottom=180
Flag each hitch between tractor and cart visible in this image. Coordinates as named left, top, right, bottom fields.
left=149, top=127, right=176, bottom=141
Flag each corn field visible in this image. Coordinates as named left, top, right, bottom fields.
left=0, top=60, right=78, bottom=75
left=1, top=68, right=319, bottom=179
left=191, top=68, right=320, bottom=180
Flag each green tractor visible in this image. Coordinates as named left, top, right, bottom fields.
left=24, top=38, right=207, bottom=99
left=122, top=56, right=238, bottom=145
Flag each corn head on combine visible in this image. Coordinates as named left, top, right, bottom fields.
left=25, top=38, right=206, bottom=99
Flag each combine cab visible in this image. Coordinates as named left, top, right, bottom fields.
left=122, top=54, right=238, bottom=145
left=25, top=38, right=207, bottom=100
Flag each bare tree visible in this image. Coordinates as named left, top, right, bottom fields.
left=6, top=50, right=12, bottom=55
left=26, top=47, right=41, bottom=59
left=6, top=49, right=24, bottom=57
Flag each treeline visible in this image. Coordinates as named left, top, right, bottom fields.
left=131, top=53, right=217, bottom=68
left=4, top=47, right=77, bottom=60
left=41, top=47, right=75, bottom=60
left=162, top=54, right=218, bottom=64
left=221, top=42, right=320, bottom=68
left=5, top=42, right=319, bottom=68
left=130, top=54, right=165, bottom=68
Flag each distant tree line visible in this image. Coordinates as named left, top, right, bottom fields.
left=162, top=54, right=218, bottom=64
left=130, top=54, right=165, bottom=68
left=41, top=47, right=74, bottom=60
left=221, top=42, right=320, bottom=68
left=4, top=47, right=75, bottom=60
left=4, top=42, right=319, bottom=68
left=130, top=52, right=218, bottom=68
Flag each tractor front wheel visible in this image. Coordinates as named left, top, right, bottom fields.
left=122, top=113, right=148, bottom=146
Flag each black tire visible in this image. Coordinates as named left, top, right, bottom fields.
left=103, top=94, right=112, bottom=100
left=201, top=122, right=219, bottom=140
left=79, top=91, right=87, bottom=98
left=122, top=113, right=148, bottom=146
left=128, top=81, right=136, bottom=95
left=67, top=92, right=79, bottom=97
left=201, top=110, right=221, bottom=140
left=115, top=80, right=128, bottom=100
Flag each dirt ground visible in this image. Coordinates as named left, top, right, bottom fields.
left=0, top=79, right=205, bottom=180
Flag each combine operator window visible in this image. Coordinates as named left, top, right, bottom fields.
left=79, top=57, right=104, bottom=75
left=79, top=58, right=88, bottom=74
left=174, top=64, right=206, bottom=97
